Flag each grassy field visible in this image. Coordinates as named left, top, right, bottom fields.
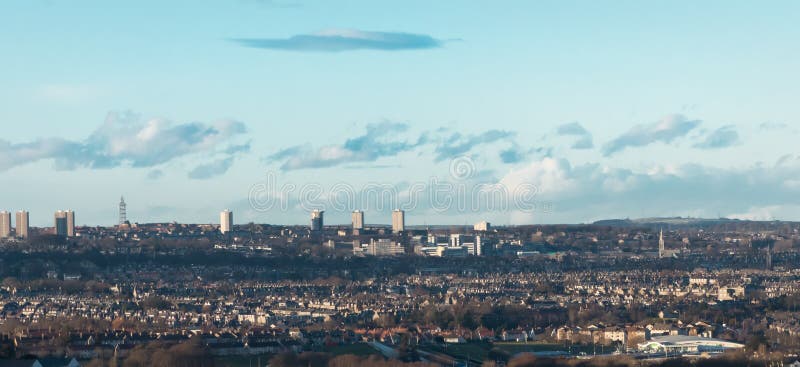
left=214, top=353, right=273, bottom=367
left=324, top=342, right=380, bottom=356
left=213, top=343, right=377, bottom=367
left=424, top=341, right=604, bottom=364
left=425, top=342, right=492, bottom=363
left=493, top=341, right=598, bottom=355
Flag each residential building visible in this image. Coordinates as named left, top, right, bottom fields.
left=16, top=210, right=29, bottom=238
left=220, top=209, right=233, bottom=234
left=391, top=209, right=404, bottom=233
left=0, top=211, right=10, bottom=238
left=351, top=210, right=364, bottom=230
left=310, top=210, right=324, bottom=231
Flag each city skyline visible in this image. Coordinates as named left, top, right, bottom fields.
left=2, top=2, right=799, bottom=365
left=1, top=1, right=799, bottom=227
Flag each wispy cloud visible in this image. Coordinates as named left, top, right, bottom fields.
left=232, top=29, right=444, bottom=52
left=693, top=125, right=740, bottom=149
left=556, top=122, right=593, bottom=149
left=146, top=169, right=164, bottom=180
left=434, top=130, right=515, bottom=161
left=759, top=122, right=788, bottom=131
left=224, top=142, right=252, bottom=155
left=0, top=111, right=248, bottom=172
left=498, top=145, right=551, bottom=164
left=188, top=142, right=250, bottom=179
left=602, top=114, right=701, bottom=156
left=759, top=121, right=798, bottom=134
left=267, top=123, right=521, bottom=170
left=188, top=157, right=235, bottom=179
left=267, top=122, right=426, bottom=170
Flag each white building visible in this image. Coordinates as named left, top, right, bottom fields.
left=391, top=209, right=405, bottom=233
left=450, top=234, right=482, bottom=255
left=638, top=335, right=744, bottom=354
left=367, top=238, right=405, bottom=256
left=220, top=209, right=233, bottom=234
left=474, top=221, right=490, bottom=232
left=352, top=210, right=364, bottom=229
left=464, top=236, right=483, bottom=256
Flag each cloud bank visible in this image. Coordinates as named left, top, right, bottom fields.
left=496, top=154, right=800, bottom=223
left=233, top=29, right=444, bottom=52
left=242, top=153, right=800, bottom=225
left=0, top=111, right=248, bottom=173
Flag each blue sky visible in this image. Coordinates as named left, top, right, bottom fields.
left=1, top=0, right=799, bottom=226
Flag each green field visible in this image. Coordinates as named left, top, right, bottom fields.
left=426, top=342, right=492, bottom=363
left=212, top=343, right=377, bottom=367
left=493, top=341, right=597, bottom=355
left=324, top=343, right=380, bottom=356
left=424, top=341, right=602, bottom=363
left=214, top=353, right=274, bottom=367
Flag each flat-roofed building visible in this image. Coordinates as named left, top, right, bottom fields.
left=0, top=211, right=11, bottom=238
left=54, top=210, right=75, bottom=237
left=391, top=209, right=405, bottom=233
left=310, top=210, right=324, bottom=231
left=220, top=209, right=233, bottom=234
left=351, top=210, right=364, bottom=230
left=55, top=210, right=68, bottom=237
left=638, top=335, right=744, bottom=354
left=15, top=211, right=29, bottom=238
left=66, top=210, right=75, bottom=237
left=367, top=238, right=405, bottom=256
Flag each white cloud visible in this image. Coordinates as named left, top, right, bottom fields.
left=495, top=155, right=800, bottom=223
left=497, top=157, right=574, bottom=195
left=0, top=111, right=248, bottom=172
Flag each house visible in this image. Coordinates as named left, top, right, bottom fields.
left=501, top=330, right=528, bottom=342
left=555, top=326, right=575, bottom=341
left=474, top=327, right=495, bottom=341
left=603, top=327, right=627, bottom=344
